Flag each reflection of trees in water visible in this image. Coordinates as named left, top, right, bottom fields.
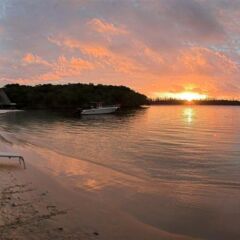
left=0, top=133, right=13, bottom=145
left=0, top=107, right=148, bottom=135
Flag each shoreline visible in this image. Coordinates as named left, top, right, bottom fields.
left=0, top=107, right=239, bottom=239
left=0, top=141, right=198, bottom=240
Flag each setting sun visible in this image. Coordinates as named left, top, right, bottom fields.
left=156, top=91, right=208, bottom=101
left=177, top=92, right=207, bottom=101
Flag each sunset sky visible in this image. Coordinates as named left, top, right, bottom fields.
left=0, top=0, right=239, bottom=99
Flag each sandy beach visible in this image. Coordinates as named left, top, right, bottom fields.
left=0, top=162, right=90, bottom=240
left=0, top=145, right=197, bottom=240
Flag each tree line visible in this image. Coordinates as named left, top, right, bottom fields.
left=149, top=98, right=240, bottom=105
left=4, top=83, right=147, bottom=109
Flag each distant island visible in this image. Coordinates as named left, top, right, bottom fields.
left=4, top=83, right=147, bottom=109
left=149, top=99, right=240, bottom=106
left=2, top=84, right=240, bottom=110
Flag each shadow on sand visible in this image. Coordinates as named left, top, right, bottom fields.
left=0, top=162, right=22, bottom=171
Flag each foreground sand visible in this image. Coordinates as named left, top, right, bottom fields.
left=0, top=145, right=198, bottom=240
left=0, top=164, right=95, bottom=240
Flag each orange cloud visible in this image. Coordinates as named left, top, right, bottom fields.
left=179, top=47, right=238, bottom=74
left=53, top=56, right=94, bottom=76
left=1, top=0, right=240, bottom=100
left=19, top=55, right=94, bottom=82
left=22, top=53, right=51, bottom=66
left=49, top=36, right=142, bottom=73
left=47, top=34, right=240, bottom=99
left=49, top=36, right=111, bottom=57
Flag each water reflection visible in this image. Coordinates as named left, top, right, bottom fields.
left=0, top=106, right=240, bottom=239
left=183, top=107, right=195, bottom=123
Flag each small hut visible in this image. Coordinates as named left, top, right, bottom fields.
left=0, top=88, right=16, bottom=109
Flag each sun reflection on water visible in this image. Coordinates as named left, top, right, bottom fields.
left=183, top=107, right=195, bottom=123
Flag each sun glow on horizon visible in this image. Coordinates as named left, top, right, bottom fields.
left=177, top=92, right=207, bottom=101
left=156, top=91, right=208, bottom=101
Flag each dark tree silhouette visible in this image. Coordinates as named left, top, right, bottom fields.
left=4, top=83, right=147, bottom=109
left=149, top=98, right=240, bottom=106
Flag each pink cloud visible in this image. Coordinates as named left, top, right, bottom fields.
left=22, top=53, right=51, bottom=66
left=35, top=56, right=93, bottom=82
left=87, top=18, right=127, bottom=35
left=35, top=34, right=240, bottom=99
left=0, top=0, right=239, bottom=99
left=13, top=55, right=95, bottom=83
left=49, top=36, right=143, bottom=74
left=179, top=47, right=239, bottom=75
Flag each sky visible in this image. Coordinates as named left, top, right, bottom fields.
left=0, top=0, right=239, bottom=99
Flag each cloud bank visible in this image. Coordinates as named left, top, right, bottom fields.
left=0, top=0, right=239, bottom=98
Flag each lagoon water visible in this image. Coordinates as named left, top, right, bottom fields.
left=0, top=106, right=240, bottom=239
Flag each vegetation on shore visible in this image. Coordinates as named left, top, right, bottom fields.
left=4, top=83, right=147, bottom=109
left=149, top=98, right=240, bottom=106
left=3, top=83, right=239, bottom=110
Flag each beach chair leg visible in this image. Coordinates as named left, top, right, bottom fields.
left=22, top=157, right=26, bottom=169
left=19, top=157, right=22, bottom=166
left=19, top=157, right=26, bottom=169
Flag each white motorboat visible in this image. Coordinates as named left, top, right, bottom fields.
left=80, top=103, right=120, bottom=115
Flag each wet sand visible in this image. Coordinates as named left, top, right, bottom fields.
left=0, top=155, right=197, bottom=240
left=0, top=163, right=89, bottom=240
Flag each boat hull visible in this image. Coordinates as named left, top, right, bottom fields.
left=81, top=106, right=119, bottom=115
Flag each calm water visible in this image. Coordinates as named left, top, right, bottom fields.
left=0, top=106, right=240, bottom=239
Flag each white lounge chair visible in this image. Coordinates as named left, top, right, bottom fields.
left=0, top=152, right=26, bottom=169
